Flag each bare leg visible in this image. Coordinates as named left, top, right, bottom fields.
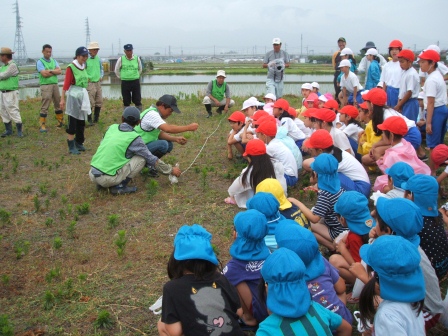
left=236, top=282, right=258, bottom=326
left=310, top=222, right=335, bottom=251
left=329, top=254, right=356, bottom=284
left=227, top=144, right=233, bottom=159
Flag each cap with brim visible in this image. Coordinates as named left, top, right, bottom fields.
left=242, top=98, right=259, bottom=111
left=273, top=98, right=289, bottom=111
left=338, top=59, right=351, bottom=68
left=401, top=174, right=439, bottom=217
left=243, top=139, right=266, bottom=157
left=340, top=48, right=353, bottom=56
left=261, top=248, right=311, bottom=318
left=339, top=105, right=359, bottom=119
left=124, top=44, right=133, bottom=50
left=360, top=235, right=425, bottom=303
left=228, top=111, right=246, bottom=123
left=397, top=49, right=415, bottom=62
left=311, top=82, right=320, bottom=89
left=0, top=47, right=14, bottom=55
left=264, top=93, right=276, bottom=101
left=318, top=95, right=328, bottom=103
left=75, top=46, right=88, bottom=56
left=419, top=49, right=440, bottom=63
left=430, top=144, right=448, bottom=168
left=362, top=88, right=387, bottom=106
left=303, top=129, right=333, bottom=150
left=247, top=192, right=285, bottom=234
left=302, top=108, right=318, bottom=118
left=365, top=48, right=378, bottom=56
left=122, top=106, right=141, bottom=123
left=313, top=108, right=336, bottom=122
left=273, top=38, right=282, bottom=45
left=230, top=210, right=270, bottom=261
left=338, top=37, right=346, bottom=42
left=253, top=115, right=275, bottom=126
left=159, top=94, right=181, bottom=113
left=376, top=197, right=423, bottom=246
left=377, top=116, right=407, bottom=136
left=310, top=154, right=340, bottom=194
left=252, top=110, right=269, bottom=122
left=256, top=178, right=292, bottom=210
left=384, top=162, right=414, bottom=188
left=301, top=83, right=313, bottom=90
left=323, top=100, right=339, bottom=110
left=174, top=224, right=218, bottom=264
left=334, top=191, right=375, bottom=235
left=255, top=120, right=277, bottom=137
left=275, top=220, right=325, bottom=280
left=359, top=102, right=369, bottom=109
left=287, top=107, right=297, bottom=118
left=216, top=70, right=226, bottom=78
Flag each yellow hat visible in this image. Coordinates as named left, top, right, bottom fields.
left=256, top=178, right=291, bottom=210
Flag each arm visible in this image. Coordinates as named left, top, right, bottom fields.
left=241, top=123, right=254, bottom=144
left=353, top=86, right=358, bottom=105
left=224, top=84, right=231, bottom=112
left=158, top=131, right=187, bottom=145
left=100, top=59, right=104, bottom=79
left=426, top=96, right=435, bottom=134
left=335, top=319, right=352, bottom=336
left=137, top=56, right=143, bottom=75
left=335, top=240, right=355, bottom=265
left=59, top=66, right=74, bottom=109
left=0, top=62, right=19, bottom=79
left=349, top=262, right=370, bottom=284
left=159, top=123, right=198, bottom=134
left=334, top=276, right=346, bottom=296
left=114, top=57, right=122, bottom=78
left=288, top=197, right=321, bottom=223
left=394, top=90, right=412, bottom=112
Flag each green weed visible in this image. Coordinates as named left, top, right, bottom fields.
left=39, top=183, right=47, bottom=195
left=53, top=237, right=62, bottom=250
left=33, top=195, right=41, bottom=212
left=0, top=208, right=11, bottom=224
left=76, top=202, right=90, bottom=215
left=45, top=218, right=54, bottom=227
left=107, top=214, right=119, bottom=230
left=1, top=274, right=10, bottom=286
left=94, top=310, right=114, bottom=329
left=114, top=230, right=127, bottom=257
left=61, top=195, right=68, bottom=204
left=43, top=290, right=55, bottom=310
left=45, top=267, right=61, bottom=283
left=67, top=221, right=76, bottom=239
left=146, top=179, right=159, bottom=199
left=20, top=185, right=32, bottom=193
left=14, top=240, right=30, bottom=259
left=0, top=314, right=14, bottom=336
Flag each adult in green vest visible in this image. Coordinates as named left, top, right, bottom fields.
left=0, top=47, right=22, bottom=137
left=89, top=107, right=181, bottom=195
left=202, top=70, right=235, bottom=118
left=36, top=44, right=63, bottom=133
left=86, top=41, right=103, bottom=126
left=114, top=44, right=143, bottom=111
left=60, top=46, right=90, bottom=155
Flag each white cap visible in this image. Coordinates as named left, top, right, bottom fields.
left=340, top=47, right=353, bottom=56
left=338, top=59, right=351, bottom=68
left=216, top=70, right=226, bottom=78
left=272, top=38, right=281, bottom=44
left=311, top=82, right=320, bottom=89
left=301, top=83, right=313, bottom=90
left=417, top=91, right=425, bottom=100
left=242, top=98, right=259, bottom=110
left=426, top=45, right=440, bottom=54
left=87, top=41, right=100, bottom=49
left=318, top=95, right=328, bottom=102
left=264, top=93, right=277, bottom=101
left=365, top=48, right=378, bottom=56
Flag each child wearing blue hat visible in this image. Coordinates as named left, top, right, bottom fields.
left=222, top=210, right=270, bottom=328
left=402, top=174, right=448, bottom=280
left=257, top=248, right=352, bottom=335
left=371, top=162, right=414, bottom=202
left=358, top=235, right=425, bottom=335
left=330, top=191, right=375, bottom=285
left=275, top=220, right=353, bottom=324
left=158, top=224, right=244, bottom=336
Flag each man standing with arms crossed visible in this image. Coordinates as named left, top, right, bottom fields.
left=263, top=38, right=290, bottom=98
left=86, top=41, right=103, bottom=126
left=36, top=44, right=63, bottom=133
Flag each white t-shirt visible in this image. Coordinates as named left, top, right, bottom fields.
left=379, top=61, right=403, bottom=88
left=140, top=109, right=166, bottom=131
left=333, top=113, right=345, bottom=130
left=231, top=127, right=245, bottom=142
left=383, top=108, right=416, bottom=128
left=293, top=118, right=312, bottom=138
left=330, top=127, right=353, bottom=155
left=399, top=67, right=420, bottom=99
left=343, top=123, right=363, bottom=143
left=419, top=61, right=448, bottom=78
left=337, top=149, right=370, bottom=183
left=340, top=72, right=363, bottom=93
left=374, top=300, right=425, bottom=336
left=267, top=138, right=298, bottom=177
left=424, top=70, right=448, bottom=107
left=280, top=117, right=305, bottom=141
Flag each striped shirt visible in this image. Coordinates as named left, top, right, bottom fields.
left=312, top=188, right=347, bottom=240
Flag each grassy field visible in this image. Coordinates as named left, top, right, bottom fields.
left=0, top=95, right=446, bottom=335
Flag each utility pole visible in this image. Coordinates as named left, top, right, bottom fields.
left=85, top=17, right=91, bottom=47
left=118, top=39, right=121, bottom=55
left=13, top=0, right=28, bottom=65
left=300, top=34, right=303, bottom=58
left=111, top=43, right=114, bottom=56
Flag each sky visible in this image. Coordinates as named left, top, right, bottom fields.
left=1, top=0, right=447, bottom=59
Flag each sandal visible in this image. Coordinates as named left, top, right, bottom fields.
left=224, top=197, right=237, bottom=205
left=149, top=295, right=163, bottom=315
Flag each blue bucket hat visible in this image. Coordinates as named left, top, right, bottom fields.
left=376, top=197, right=423, bottom=246
left=310, top=154, right=340, bottom=194
left=174, top=224, right=218, bottom=265
left=384, top=162, right=414, bottom=188
left=401, top=174, right=439, bottom=217
left=334, top=191, right=375, bottom=235
left=360, top=235, right=425, bottom=303
left=275, top=220, right=325, bottom=281
left=230, top=210, right=270, bottom=261
left=261, top=248, right=311, bottom=318
left=246, top=192, right=285, bottom=235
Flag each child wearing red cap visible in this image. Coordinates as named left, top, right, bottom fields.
left=227, top=111, right=247, bottom=160
left=418, top=45, right=448, bottom=86
left=431, top=144, right=448, bottom=188
left=379, top=39, right=403, bottom=107
left=358, top=101, right=383, bottom=160
left=288, top=106, right=312, bottom=140
left=338, top=105, right=363, bottom=159
left=272, top=99, right=306, bottom=148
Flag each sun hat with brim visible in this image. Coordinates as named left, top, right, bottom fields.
left=216, top=70, right=226, bottom=78
left=301, top=83, right=313, bottom=90
left=323, top=100, right=339, bottom=110
left=243, top=139, right=266, bottom=157
left=334, top=191, right=375, bottom=235
left=303, top=129, right=333, bottom=149
left=264, top=93, right=276, bottom=101
left=360, top=235, right=425, bottom=303
left=377, top=116, right=408, bottom=136
left=397, top=49, right=415, bottom=62
left=287, top=107, right=297, bottom=118
left=401, top=174, right=439, bottom=217
left=431, top=144, right=448, bottom=169
left=338, top=59, right=351, bottom=68
left=310, top=154, right=340, bottom=194
left=230, top=210, right=270, bottom=261
left=261, top=248, right=311, bottom=318
left=376, top=197, right=423, bottom=247
left=242, top=98, right=259, bottom=111
left=384, top=162, right=414, bottom=188
left=340, top=48, right=354, bottom=56
left=256, top=120, right=277, bottom=137
left=275, top=220, right=325, bottom=281
left=312, top=108, right=336, bottom=122
left=362, top=41, right=376, bottom=51
left=419, top=49, right=440, bottom=63
left=256, top=178, right=292, bottom=210
left=362, top=88, right=387, bottom=106
left=228, top=111, right=246, bottom=123
left=174, top=224, right=218, bottom=264
left=339, top=105, right=359, bottom=119
left=0, top=47, right=14, bottom=55
left=247, top=192, right=285, bottom=234
left=87, top=41, right=100, bottom=50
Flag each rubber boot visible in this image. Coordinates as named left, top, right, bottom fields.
left=75, top=141, right=86, bottom=151
left=39, top=114, right=47, bottom=133
left=16, top=123, right=23, bottom=138
left=67, top=139, right=80, bottom=155
left=87, top=114, right=94, bottom=127
left=1, top=122, right=13, bottom=137
left=93, top=106, right=101, bottom=123
left=205, top=104, right=212, bottom=118
left=55, top=110, right=64, bottom=128
left=216, top=106, right=224, bottom=115
left=109, top=177, right=137, bottom=195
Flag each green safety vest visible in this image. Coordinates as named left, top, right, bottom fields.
left=90, top=124, right=140, bottom=176
left=37, top=58, right=58, bottom=85
left=211, top=79, right=226, bottom=101
left=86, top=55, right=101, bottom=82
left=120, top=55, right=140, bottom=81
left=134, top=106, right=161, bottom=144
left=0, top=61, right=19, bottom=91
left=67, top=63, right=88, bottom=89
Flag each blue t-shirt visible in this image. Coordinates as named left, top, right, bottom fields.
left=256, top=301, right=343, bottom=336
left=280, top=203, right=310, bottom=229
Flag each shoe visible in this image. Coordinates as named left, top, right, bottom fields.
left=75, top=142, right=86, bottom=151
left=206, top=113, right=212, bottom=118
left=109, top=184, right=137, bottom=195
left=67, top=140, right=80, bottom=155
left=418, top=155, right=428, bottom=162
left=216, top=107, right=224, bottom=115
left=1, top=122, right=13, bottom=137
left=87, top=115, right=94, bottom=127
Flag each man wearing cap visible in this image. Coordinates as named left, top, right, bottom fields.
left=331, top=37, right=346, bottom=102
left=357, top=41, right=387, bottom=84
left=0, top=47, right=22, bottom=138
left=114, top=44, right=143, bottom=111
left=202, top=70, right=235, bottom=118
left=36, top=44, right=63, bottom=133
left=263, top=38, right=290, bottom=99
left=135, top=95, right=198, bottom=168
left=89, top=106, right=181, bottom=195
left=86, top=41, right=103, bottom=125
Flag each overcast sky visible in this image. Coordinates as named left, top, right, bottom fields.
left=1, top=0, right=447, bottom=59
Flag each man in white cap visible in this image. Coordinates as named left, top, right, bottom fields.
left=202, top=70, right=235, bottom=118
left=263, top=38, right=290, bottom=98
left=86, top=41, right=103, bottom=125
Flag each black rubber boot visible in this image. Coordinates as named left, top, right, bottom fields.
left=16, top=123, right=23, bottom=137
left=109, top=178, right=137, bottom=195
left=87, top=114, right=94, bottom=126
left=136, top=105, right=143, bottom=112
left=1, top=122, right=13, bottom=137
left=216, top=106, right=224, bottom=115
left=67, top=139, right=80, bottom=155
left=75, top=142, right=86, bottom=151
left=93, top=106, right=101, bottom=123
left=205, top=104, right=212, bottom=118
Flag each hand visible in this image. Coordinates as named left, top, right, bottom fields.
left=393, top=105, right=401, bottom=112
left=59, top=99, right=65, bottom=110
left=349, top=262, right=367, bottom=278
left=426, top=124, right=433, bottom=134
left=369, top=227, right=377, bottom=239
left=223, top=106, right=229, bottom=113
left=189, top=123, right=199, bottom=131
left=416, top=120, right=425, bottom=127
left=358, top=131, right=365, bottom=141
left=176, top=137, right=187, bottom=145
left=171, top=167, right=181, bottom=177
left=335, top=240, right=346, bottom=253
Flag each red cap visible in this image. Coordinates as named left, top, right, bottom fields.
left=397, top=49, right=415, bottom=62
left=253, top=115, right=275, bottom=126
left=324, top=100, right=339, bottom=110
left=303, top=129, right=333, bottom=149
left=252, top=110, right=269, bottom=121
left=288, top=106, right=297, bottom=118
left=377, top=116, right=407, bottom=136
left=389, top=39, right=403, bottom=49
left=302, top=108, right=319, bottom=117
left=228, top=111, right=246, bottom=123
left=362, top=88, right=387, bottom=106
left=431, top=144, right=448, bottom=168
left=419, top=49, right=440, bottom=63
left=256, top=120, right=277, bottom=137
left=313, top=108, right=336, bottom=122
left=359, top=101, right=369, bottom=110
left=273, top=98, right=289, bottom=111
left=339, top=105, right=359, bottom=119
left=243, top=139, right=266, bottom=157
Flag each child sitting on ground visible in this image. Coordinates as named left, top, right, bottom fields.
left=272, top=98, right=306, bottom=148
left=287, top=106, right=312, bottom=141
left=222, top=210, right=270, bottom=328
left=338, top=105, right=363, bottom=160
left=227, top=111, right=247, bottom=160
left=370, top=162, right=414, bottom=202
